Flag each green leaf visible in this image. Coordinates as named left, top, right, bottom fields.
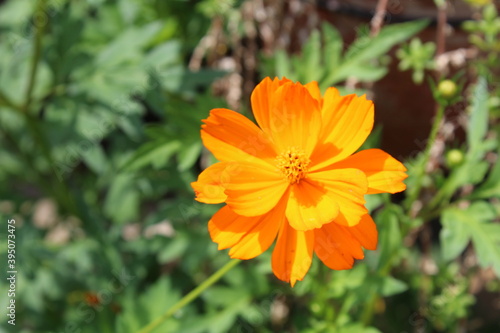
left=177, top=287, right=251, bottom=333
left=0, top=51, right=53, bottom=106
left=274, top=49, right=293, bottom=79
left=120, top=140, right=182, bottom=172
left=346, top=64, right=388, bottom=82
left=116, top=277, right=180, bottom=333
left=441, top=211, right=471, bottom=261
left=325, top=20, right=429, bottom=84
left=104, top=173, right=140, bottom=224
left=379, top=276, right=408, bottom=297
left=0, top=0, right=33, bottom=27
left=299, top=29, right=323, bottom=83
left=202, top=286, right=250, bottom=307
left=157, top=232, right=189, bottom=263
left=81, top=144, right=108, bottom=175
left=467, top=77, right=489, bottom=161
left=177, top=69, right=227, bottom=94
left=473, top=148, right=500, bottom=198
left=376, top=206, right=403, bottom=271
left=324, top=263, right=368, bottom=300
left=441, top=201, right=500, bottom=275
left=438, top=160, right=488, bottom=201
left=96, top=21, right=163, bottom=67
left=177, top=142, right=202, bottom=171
left=323, top=22, right=343, bottom=76
left=118, top=115, right=145, bottom=141
left=143, top=40, right=181, bottom=68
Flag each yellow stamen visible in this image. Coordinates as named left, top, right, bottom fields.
left=275, top=147, right=310, bottom=184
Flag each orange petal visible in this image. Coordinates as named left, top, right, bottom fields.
left=201, top=108, right=276, bottom=164
left=347, top=214, right=378, bottom=251
left=304, top=81, right=321, bottom=103
left=251, top=77, right=292, bottom=134
left=252, top=80, right=322, bottom=156
left=223, top=162, right=289, bottom=216
left=308, top=168, right=368, bottom=226
left=191, top=162, right=228, bottom=203
left=208, top=200, right=285, bottom=260
left=322, top=87, right=341, bottom=106
left=310, top=93, right=374, bottom=170
left=330, top=149, right=408, bottom=194
left=285, top=179, right=339, bottom=231
left=314, top=221, right=364, bottom=270
left=272, top=221, right=314, bottom=287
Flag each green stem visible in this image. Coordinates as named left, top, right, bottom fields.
left=16, top=0, right=80, bottom=217
left=137, top=259, right=241, bottom=333
left=23, top=0, right=47, bottom=114
left=406, top=104, right=445, bottom=212
left=361, top=292, right=377, bottom=325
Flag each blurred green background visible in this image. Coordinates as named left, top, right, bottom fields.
left=0, top=0, right=499, bottom=332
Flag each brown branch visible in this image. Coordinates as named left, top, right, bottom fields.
left=370, top=0, right=389, bottom=37
left=188, top=17, right=222, bottom=71
left=435, top=1, right=447, bottom=58
left=356, top=0, right=389, bottom=97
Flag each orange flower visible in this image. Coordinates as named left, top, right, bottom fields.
left=192, top=77, right=407, bottom=286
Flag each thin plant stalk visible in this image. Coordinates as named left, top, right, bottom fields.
left=406, top=103, right=446, bottom=214
left=137, top=259, right=241, bottom=333
left=23, top=0, right=47, bottom=114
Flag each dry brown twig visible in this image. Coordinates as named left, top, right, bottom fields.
left=370, top=0, right=389, bottom=37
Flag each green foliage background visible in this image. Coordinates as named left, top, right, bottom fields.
left=0, top=1, right=499, bottom=333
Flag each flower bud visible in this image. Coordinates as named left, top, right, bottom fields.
left=438, top=80, right=458, bottom=99
left=446, top=149, right=465, bottom=168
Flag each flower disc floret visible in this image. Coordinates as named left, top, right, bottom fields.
left=275, top=147, right=310, bottom=184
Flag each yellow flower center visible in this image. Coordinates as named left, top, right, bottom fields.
left=275, top=147, right=310, bottom=184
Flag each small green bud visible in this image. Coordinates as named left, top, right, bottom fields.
left=438, top=80, right=458, bottom=99
left=310, top=302, right=322, bottom=314
left=446, top=149, right=465, bottom=167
